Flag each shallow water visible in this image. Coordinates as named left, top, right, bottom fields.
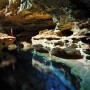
left=0, top=49, right=78, bottom=90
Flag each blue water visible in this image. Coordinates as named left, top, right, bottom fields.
left=32, top=51, right=76, bottom=90
left=0, top=49, right=77, bottom=90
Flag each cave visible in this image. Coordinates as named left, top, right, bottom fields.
left=0, top=0, right=90, bottom=90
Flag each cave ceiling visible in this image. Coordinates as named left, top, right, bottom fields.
left=0, top=0, right=90, bottom=19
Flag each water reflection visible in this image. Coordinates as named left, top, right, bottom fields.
left=0, top=50, right=16, bottom=69
left=32, top=51, right=76, bottom=90
left=0, top=49, right=77, bottom=90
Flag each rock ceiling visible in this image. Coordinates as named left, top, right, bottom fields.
left=0, top=0, right=90, bottom=19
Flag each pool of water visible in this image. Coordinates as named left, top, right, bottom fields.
left=0, top=49, right=80, bottom=90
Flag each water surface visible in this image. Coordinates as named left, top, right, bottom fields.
left=0, top=49, right=78, bottom=90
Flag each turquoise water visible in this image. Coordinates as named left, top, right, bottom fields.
left=32, top=51, right=76, bottom=90
left=0, top=49, right=78, bottom=90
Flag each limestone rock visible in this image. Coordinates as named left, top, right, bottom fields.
left=32, top=29, right=84, bottom=59
left=0, top=33, right=16, bottom=49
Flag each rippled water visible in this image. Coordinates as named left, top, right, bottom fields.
left=0, top=49, right=79, bottom=90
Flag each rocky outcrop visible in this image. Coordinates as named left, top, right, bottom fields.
left=0, top=33, right=16, bottom=49
left=0, top=10, right=55, bottom=36
left=32, top=20, right=90, bottom=60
